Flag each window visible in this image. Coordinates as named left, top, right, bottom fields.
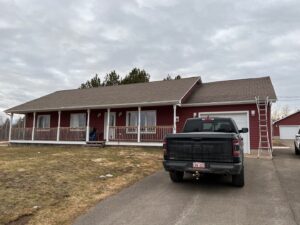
left=126, top=110, right=156, bottom=133
left=37, top=115, right=50, bottom=129
left=70, top=113, right=86, bottom=129
left=183, top=118, right=237, bottom=133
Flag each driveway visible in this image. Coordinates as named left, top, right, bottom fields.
left=74, top=148, right=300, bottom=225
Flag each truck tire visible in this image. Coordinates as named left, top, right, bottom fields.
left=232, top=167, right=244, bottom=187
left=169, top=171, right=184, bottom=183
left=295, top=144, right=300, bottom=155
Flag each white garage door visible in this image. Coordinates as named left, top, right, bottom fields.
left=200, top=112, right=250, bottom=154
left=279, top=126, right=300, bottom=139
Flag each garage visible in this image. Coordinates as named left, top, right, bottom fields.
left=199, top=111, right=250, bottom=154
left=279, top=126, right=300, bottom=139
left=273, top=111, right=300, bottom=139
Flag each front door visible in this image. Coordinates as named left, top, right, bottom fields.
left=104, top=112, right=116, bottom=140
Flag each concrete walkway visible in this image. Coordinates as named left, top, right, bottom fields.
left=74, top=148, right=300, bottom=225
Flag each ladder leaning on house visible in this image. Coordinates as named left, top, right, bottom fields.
left=255, top=96, right=272, bottom=158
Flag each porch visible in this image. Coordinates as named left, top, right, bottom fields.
left=8, top=105, right=176, bottom=146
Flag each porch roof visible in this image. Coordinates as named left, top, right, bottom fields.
left=6, top=77, right=200, bottom=113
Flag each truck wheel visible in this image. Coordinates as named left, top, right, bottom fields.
left=295, top=144, right=300, bottom=155
left=232, top=167, right=244, bottom=187
left=169, top=171, right=184, bottom=183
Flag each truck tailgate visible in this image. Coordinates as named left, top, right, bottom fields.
left=167, top=133, right=234, bottom=163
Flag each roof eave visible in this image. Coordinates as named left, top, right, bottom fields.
left=181, top=99, right=277, bottom=107
left=5, top=100, right=181, bottom=114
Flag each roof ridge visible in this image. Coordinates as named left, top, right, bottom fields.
left=55, top=76, right=200, bottom=93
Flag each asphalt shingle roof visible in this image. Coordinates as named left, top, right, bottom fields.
left=6, top=77, right=200, bottom=113
left=5, top=76, right=277, bottom=113
left=184, top=76, right=277, bottom=105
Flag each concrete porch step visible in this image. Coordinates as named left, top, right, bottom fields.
left=86, top=141, right=105, bottom=147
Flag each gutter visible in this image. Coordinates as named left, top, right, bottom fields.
left=5, top=100, right=181, bottom=114
left=181, top=99, right=277, bottom=107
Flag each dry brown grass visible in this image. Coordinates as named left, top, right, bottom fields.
left=0, top=145, right=162, bottom=225
left=272, top=139, right=287, bottom=147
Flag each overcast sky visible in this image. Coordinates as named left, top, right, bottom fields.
left=0, top=0, right=300, bottom=113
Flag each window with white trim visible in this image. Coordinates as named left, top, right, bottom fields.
left=126, top=110, right=156, bottom=133
left=70, top=113, right=86, bottom=129
left=37, top=115, right=50, bottom=129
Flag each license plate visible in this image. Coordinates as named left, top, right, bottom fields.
left=193, top=162, right=205, bottom=169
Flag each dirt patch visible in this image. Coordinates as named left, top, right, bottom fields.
left=0, top=146, right=162, bottom=225
left=7, top=214, right=33, bottom=225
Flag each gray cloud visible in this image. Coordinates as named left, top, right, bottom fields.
left=0, top=0, right=300, bottom=112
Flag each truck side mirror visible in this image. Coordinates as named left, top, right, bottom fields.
left=239, top=128, right=248, bottom=133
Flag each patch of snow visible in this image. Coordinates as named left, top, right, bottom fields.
left=105, top=174, right=113, bottom=178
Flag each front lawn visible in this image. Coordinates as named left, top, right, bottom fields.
left=0, top=145, right=162, bottom=225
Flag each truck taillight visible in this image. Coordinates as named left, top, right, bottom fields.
left=163, top=138, right=167, bottom=157
left=232, top=138, right=240, bottom=157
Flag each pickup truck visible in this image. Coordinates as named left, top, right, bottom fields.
left=295, top=129, right=300, bottom=155
left=163, top=117, right=248, bottom=187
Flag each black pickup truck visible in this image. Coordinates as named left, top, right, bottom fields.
left=163, top=117, right=248, bottom=187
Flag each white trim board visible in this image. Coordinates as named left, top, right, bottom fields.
left=10, top=140, right=86, bottom=145
left=106, top=142, right=163, bottom=147
left=181, top=99, right=276, bottom=107
left=7, top=100, right=180, bottom=114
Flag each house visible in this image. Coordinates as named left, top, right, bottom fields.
left=273, top=111, right=300, bottom=139
left=5, top=76, right=277, bottom=154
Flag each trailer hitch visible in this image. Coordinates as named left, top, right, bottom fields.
left=193, top=171, right=201, bottom=180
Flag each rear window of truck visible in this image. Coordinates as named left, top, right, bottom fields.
left=183, top=118, right=237, bottom=133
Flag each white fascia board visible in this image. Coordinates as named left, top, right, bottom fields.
left=7, top=100, right=180, bottom=114
left=181, top=99, right=277, bottom=107
left=106, top=142, right=163, bottom=147
left=10, top=140, right=86, bottom=145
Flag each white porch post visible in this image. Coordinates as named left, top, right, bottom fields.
left=32, top=112, right=36, bottom=141
left=106, top=108, right=110, bottom=141
left=8, top=113, right=13, bottom=141
left=23, top=114, right=26, bottom=140
left=57, top=111, right=61, bottom=141
left=173, top=105, right=177, bottom=134
left=86, top=109, right=90, bottom=142
left=137, top=107, right=141, bottom=142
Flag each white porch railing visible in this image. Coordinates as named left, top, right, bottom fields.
left=59, top=127, right=86, bottom=142
left=108, top=126, right=173, bottom=142
left=9, top=126, right=172, bottom=143
left=11, top=128, right=32, bottom=140
left=35, top=128, right=57, bottom=141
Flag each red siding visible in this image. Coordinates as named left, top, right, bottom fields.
left=177, top=104, right=272, bottom=150
left=25, top=113, right=33, bottom=128
left=60, top=110, right=87, bottom=127
left=23, top=104, right=272, bottom=150
left=25, top=112, right=58, bottom=128
left=273, top=111, right=300, bottom=136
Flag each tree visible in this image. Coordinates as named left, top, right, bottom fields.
left=163, top=74, right=182, bottom=81
left=174, top=75, right=182, bottom=80
left=271, top=104, right=292, bottom=121
left=121, top=68, right=150, bottom=85
left=80, top=74, right=102, bottom=89
left=163, top=74, right=172, bottom=81
left=103, top=70, right=121, bottom=86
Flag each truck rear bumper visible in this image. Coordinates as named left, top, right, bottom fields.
left=163, top=160, right=243, bottom=175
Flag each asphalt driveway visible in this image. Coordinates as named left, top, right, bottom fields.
left=74, top=148, right=300, bottom=225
